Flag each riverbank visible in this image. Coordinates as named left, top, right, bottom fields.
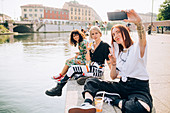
left=65, top=33, right=170, bottom=113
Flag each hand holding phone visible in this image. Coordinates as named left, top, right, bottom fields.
left=107, top=11, right=127, bottom=21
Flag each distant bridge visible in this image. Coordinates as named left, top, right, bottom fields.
left=0, top=20, right=44, bottom=33
left=0, top=20, right=169, bottom=33
left=143, top=20, right=170, bottom=29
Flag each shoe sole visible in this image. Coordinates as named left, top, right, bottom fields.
left=45, top=90, right=62, bottom=96
left=68, top=107, right=96, bottom=113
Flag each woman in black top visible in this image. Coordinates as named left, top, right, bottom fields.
left=45, top=26, right=111, bottom=97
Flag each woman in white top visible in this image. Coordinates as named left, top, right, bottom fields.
left=68, top=9, right=153, bottom=113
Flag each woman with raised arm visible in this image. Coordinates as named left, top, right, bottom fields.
left=68, top=9, right=153, bottom=113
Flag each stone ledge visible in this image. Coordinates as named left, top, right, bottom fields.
left=65, top=80, right=121, bottom=113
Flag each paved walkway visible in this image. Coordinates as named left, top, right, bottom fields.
left=65, top=32, right=170, bottom=113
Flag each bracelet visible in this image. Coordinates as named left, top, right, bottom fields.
left=112, top=63, right=116, bottom=66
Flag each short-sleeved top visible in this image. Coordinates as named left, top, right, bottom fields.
left=116, top=41, right=149, bottom=81
left=90, top=41, right=110, bottom=65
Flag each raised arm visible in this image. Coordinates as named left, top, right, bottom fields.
left=109, top=47, right=118, bottom=80
left=123, top=9, right=146, bottom=58
left=85, top=42, right=91, bottom=62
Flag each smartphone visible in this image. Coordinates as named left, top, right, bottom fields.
left=107, top=11, right=127, bottom=21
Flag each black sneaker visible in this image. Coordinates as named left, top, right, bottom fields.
left=95, top=91, right=121, bottom=106
left=68, top=103, right=96, bottom=113
left=76, top=76, right=93, bottom=85
left=45, top=81, right=66, bottom=96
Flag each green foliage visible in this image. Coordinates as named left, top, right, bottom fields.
left=157, top=0, right=170, bottom=20
left=0, top=25, right=10, bottom=33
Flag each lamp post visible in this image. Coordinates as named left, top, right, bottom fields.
left=150, top=0, right=154, bottom=34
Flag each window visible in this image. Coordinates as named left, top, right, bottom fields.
left=29, top=14, right=32, bottom=17
left=50, top=15, right=52, bottom=18
left=54, top=16, right=56, bottom=18
left=75, top=12, right=76, bottom=15
left=62, top=12, right=64, bottom=15
left=54, top=11, right=57, bottom=14
left=24, top=9, right=27, bottom=12
left=78, top=9, right=80, bottom=12
left=46, top=15, right=48, bottom=18
left=78, top=17, right=81, bottom=20
left=50, top=10, right=52, bottom=13
left=75, top=8, right=77, bottom=11
left=24, top=14, right=27, bottom=18
left=40, top=14, right=43, bottom=18
left=58, top=12, right=60, bottom=14
left=71, top=16, right=73, bottom=19
left=46, top=10, right=48, bottom=13
left=58, top=16, right=60, bottom=19
left=29, top=9, right=32, bottom=12
left=35, top=14, right=37, bottom=17
left=40, top=9, right=43, bottom=12
left=71, top=8, right=73, bottom=11
left=75, top=16, right=77, bottom=20
left=89, top=17, right=90, bottom=20
left=35, top=9, right=37, bottom=12
left=71, top=12, right=73, bottom=15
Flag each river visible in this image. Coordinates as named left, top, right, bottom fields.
left=0, top=33, right=75, bottom=113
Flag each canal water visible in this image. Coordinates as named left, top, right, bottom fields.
left=0, top=31, right=137, bottom=113
left=0, top=33, right=75, bottom=113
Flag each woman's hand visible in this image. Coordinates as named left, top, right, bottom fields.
left=86, top=42, right=91, bottom=51
left=122, top=9, right=142, bottom=25
left=108, top=47, right=116, bottom=65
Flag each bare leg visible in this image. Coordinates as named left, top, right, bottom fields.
left=85, top=92, right=93, bottom=101
left=60, top=64, right=69, bottom=76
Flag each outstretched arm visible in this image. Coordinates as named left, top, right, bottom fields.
left=123, top=9, right=146, bottom=58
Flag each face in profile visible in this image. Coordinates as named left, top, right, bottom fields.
left=112, top=27, right=124, bottom=45
left=91, top=30, right=101, bottom=41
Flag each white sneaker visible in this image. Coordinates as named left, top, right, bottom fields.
left=68, top=103, right=96, bottom=113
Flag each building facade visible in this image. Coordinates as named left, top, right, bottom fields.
left=63, top=1, right=102, bottom=24
left=139, top=13, right=157, bottom=23
left=20, top=4, right=69, bottom=24
left=21, top=4, right=44, bottom=21
left=43, top=7, right=69, bottom=24
left=0, top=14, right=12, bottom=22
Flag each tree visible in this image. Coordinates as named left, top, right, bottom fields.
left=157, top=0, right=170, bottom=20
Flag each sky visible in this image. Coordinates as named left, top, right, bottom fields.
left=0, top=0, right=164, bottom=21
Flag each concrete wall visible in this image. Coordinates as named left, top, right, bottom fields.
left=39, top=24, right=87, bottom=32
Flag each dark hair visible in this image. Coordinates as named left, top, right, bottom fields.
left=70, top=29, right=86, bottom=47
left=111, top=24, right=134, bottom=53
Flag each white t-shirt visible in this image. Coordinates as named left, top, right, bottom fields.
left=116, top=41, right=149, bottom=81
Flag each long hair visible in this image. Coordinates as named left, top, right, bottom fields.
left=70, top=29, right=86, bottom=47
left=89, top=26, right=102, bottom=39
left=111, top=24, right=134, bottom=53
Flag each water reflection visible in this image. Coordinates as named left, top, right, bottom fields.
left=0, top=33, right=72, bottom=113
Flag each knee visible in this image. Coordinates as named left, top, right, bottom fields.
left=85, top=78, right=100, bottom=84
left=138, top=100, right=150, bottom=112
left=122, top=99, right=151, bottom=113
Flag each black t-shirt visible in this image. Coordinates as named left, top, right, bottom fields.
left=90, top=41, right=110, bottom=64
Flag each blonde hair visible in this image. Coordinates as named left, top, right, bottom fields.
left=89, top=26, right=102, bottom=39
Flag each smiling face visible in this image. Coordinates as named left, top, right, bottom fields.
left=90, top=29, right=101, bottom=41
left=112, top=27, right=125, bottom=46
left=73, top=33, right=79, bottom=42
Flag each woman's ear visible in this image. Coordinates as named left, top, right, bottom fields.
left=100, top=33, right=102, bottom=37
